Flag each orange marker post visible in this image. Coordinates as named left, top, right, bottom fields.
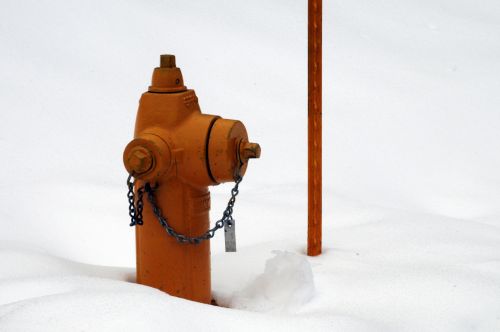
left=307, top=0, right=322, bottom=256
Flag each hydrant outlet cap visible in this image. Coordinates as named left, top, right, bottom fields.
left=208, top=119, right=251, bottom=183
left=127, top=146, right=153, bottom=174
left=123, top=135, right=172, bottom=181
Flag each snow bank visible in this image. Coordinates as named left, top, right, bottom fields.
left=1, top=197, right=500, bottom=331
left=0, top=250, right=336, bottom=332
left=224, top=251, right=315, bottom=312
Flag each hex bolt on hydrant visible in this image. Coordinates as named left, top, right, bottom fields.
left=123, top=54, right=260, bottom=304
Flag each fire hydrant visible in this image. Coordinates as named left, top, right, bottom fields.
left=123, top=54, right=260, bottom=304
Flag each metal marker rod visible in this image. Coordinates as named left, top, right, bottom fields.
left=307, top=0, right=322, bottom=256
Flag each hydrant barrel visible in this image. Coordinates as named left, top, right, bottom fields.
left=124, top=55, right=260, bottom=303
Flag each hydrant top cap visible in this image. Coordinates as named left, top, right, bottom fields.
left=149, top=54, right=187, bottom=93
left=160, top=54, right=176, bottom=68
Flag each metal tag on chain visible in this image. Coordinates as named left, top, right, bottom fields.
left=224, top=219, right=236, bottom=252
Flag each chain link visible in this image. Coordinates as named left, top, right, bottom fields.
left=127, top=174, right=144, bottom=226
left=126, top=174, right=242, bottom=244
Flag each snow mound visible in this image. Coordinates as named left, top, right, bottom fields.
left=228, top=251, right=315, bottom=312
left=0, top=250, right=332, bottom=332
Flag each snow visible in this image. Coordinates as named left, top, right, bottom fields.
left=1, top=0, right=500, bottom=331
left=221, top=251, right=315, bottom=312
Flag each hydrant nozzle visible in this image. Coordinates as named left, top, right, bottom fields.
left=240, top=142, right=261, bottom=160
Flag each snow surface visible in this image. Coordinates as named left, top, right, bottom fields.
left=1, top=0, right=500, bottom=331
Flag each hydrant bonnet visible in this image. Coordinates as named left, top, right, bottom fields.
left=149, top=54, right=187, bottom=93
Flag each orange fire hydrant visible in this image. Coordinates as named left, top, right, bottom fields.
left=123, top=54, right=260, bottom=304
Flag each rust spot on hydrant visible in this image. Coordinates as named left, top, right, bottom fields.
left=123, top=55, right=260, bottom=304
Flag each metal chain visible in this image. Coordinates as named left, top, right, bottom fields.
left=127, top=174, right=144, bottom=226
left=126, top=174, right=242, bottom=244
